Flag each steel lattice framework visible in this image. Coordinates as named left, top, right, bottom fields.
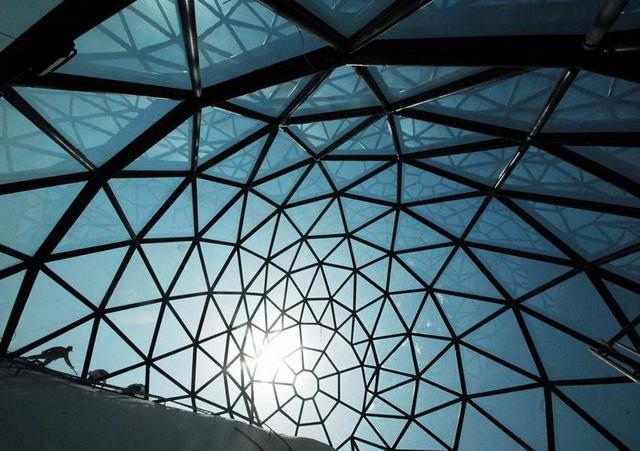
left=1, top=1, right=639, bottom=450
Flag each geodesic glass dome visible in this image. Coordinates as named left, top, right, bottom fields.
left=1, top=1, right=640, bottom=449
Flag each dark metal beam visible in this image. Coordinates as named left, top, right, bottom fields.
left=16, top=72, right=191, bottom=100
left=0, top=0, right=135, bottom=88
left=177, top=0, right=202, bottom=97
left=584, top=0, right=629, bottom=49
left=348, top=32, right=640, bottom=83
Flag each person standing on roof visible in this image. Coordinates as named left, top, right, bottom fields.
left=25, top=346, right=75, bottom=372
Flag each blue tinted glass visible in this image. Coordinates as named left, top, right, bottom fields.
left=17, top=88, right=178, bottom=166
left=561, top=384, right=640, bottom=449
left=0, top=0, right=62, bottom=51
left=396, top=116, right=490, bottom=153
left=255, top=132, right=309, bottom=179
left=0, top=182, right=84, bottom=255
left=288, top=117, right=366, bottom=152
left=369, top=66, right=486, bottom=102
left=127, top=118, right=192, bottom=170
left=147, top=186, right=194, bottom=238
left=410, top=196, right=485, bottom=237
left=505, top=146, right=640, bottom=206
left=196, top=0, right=323, bottom=86
left=0, top=98, right=85, bottom=183
left=58, top=0, right=190, bottom=89
left=0, top=271, right=26, bottom=337
left=516, top=200, right=640, bottom=259
left=332, top=117, right=395, bottom=155
left=402, top=163, right=474, bottom=202
left=11, top=272, right=92, bottom=351
left=294, top=66, right=379, bottom=116
left=566, top=146, right=640, bottom=183
left=423, top=146, right=517, bottom=185
left=472, top=248, right=569, bottom=297
left=110, top=177, right=182, bottom=232
left=204, top=135, right=266, bottom=182
left=467, top=198, right=564, bottom=256
left=47, top=247, right=128, bottom=304
left=56, top=188, right=130, bottom=252
left=198, top=107, right=264, bottom=163
left=230, top=75, right=313, bottom=116
left=416, top=69, right=563, bottom=131
left=545, top=71, right=640, bottom=132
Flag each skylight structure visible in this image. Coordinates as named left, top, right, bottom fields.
left=1, top=1, right=639, bottom=450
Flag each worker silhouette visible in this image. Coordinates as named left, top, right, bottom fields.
left=26, top=346, right=75, bottom=371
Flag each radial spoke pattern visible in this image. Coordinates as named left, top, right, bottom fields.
left=1, top=1, right=639, bottom=450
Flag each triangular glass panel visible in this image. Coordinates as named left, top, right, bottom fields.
left=369, top=65, right=485, bottom=102
left=56, top=188, right=130, bottom=252
left=435, top=249, right=502, bottom=298
left=153, top=308, right=192, bottom=357
left=12, top=272, right=92, bottom=350
left=348, top=163, right=397, bottom=202
left=395, top=116, right=490, bottom=154
left=322, top=160, right=385, bottom=190
left=255, top=132, right=310, bottom=179
left=147, top=185, right=194, bottom=238
left=196, top=178, right=239, bottom=230
left=523, top=273, right=620, bottom=340
left=203, top=135, right=266, bottom=182
left=288, top=117, right=366, bottom=152
left=560, top=383, right=640, bottom=449
left=545, top=71, right=640, bottom=132
left=410, top=195, right=485, bottom=237
left=402, top=163, right=475, bottom=202
left=294, top=0, right=395, bottom=37
left=198, top=107, right=264, bottom=163
left=0, top=182, right=84, bottom=255
left=332, top=117, right=395, bottom=156
left=475, top=388, right=547, bottom=450
left=17, top=87, right=178, bottom=166
left=230, top=75, right=313, bottom=117
left=472, top=248, right=570, bottom=298
left=464, top=310, right=539, bottom=376
left=288, top=164, right=333, bottom=202
left=196, top=0, right=323, bottom=86
left=395, top=211, right=449, bottom=250
left=110, top=177, right=182, bottom=233
left=399, top=246, right=453, bottom=285
left=435, top=293, right=501, bottom=336
left=47, top=247, right=128, bottom=305
left=0, top=271, right=26, bottom=336
left=108, top=302, right=161, bottom=355
left=504, top=146, right=640, bottom=207
left=108, top=250, right=162, bottom=307
left=424, top=146, right=518, bottom=186
left=516, top=200, right=640, bottom=260
left=294, top=66, right=379, bottom=116
left=467, top=198, right=563, bottom=256
left=523, top=313, right=619, bottom=380
left=255, top=167, right=307, bottom=204
left=57, top=0, right=190, bottom=88
left=460, top=346, right=533, bottom=394
left=171, top=247, right=208, bottom=296
left=127, top=118, right=192, bottom=171
left=91, top=320, right=144, bottom=372
left=0, top=98, right=85, bottom=183
left=416, top=68, right=564, bottom=131
left=242, top=193, right=276, bottom=236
